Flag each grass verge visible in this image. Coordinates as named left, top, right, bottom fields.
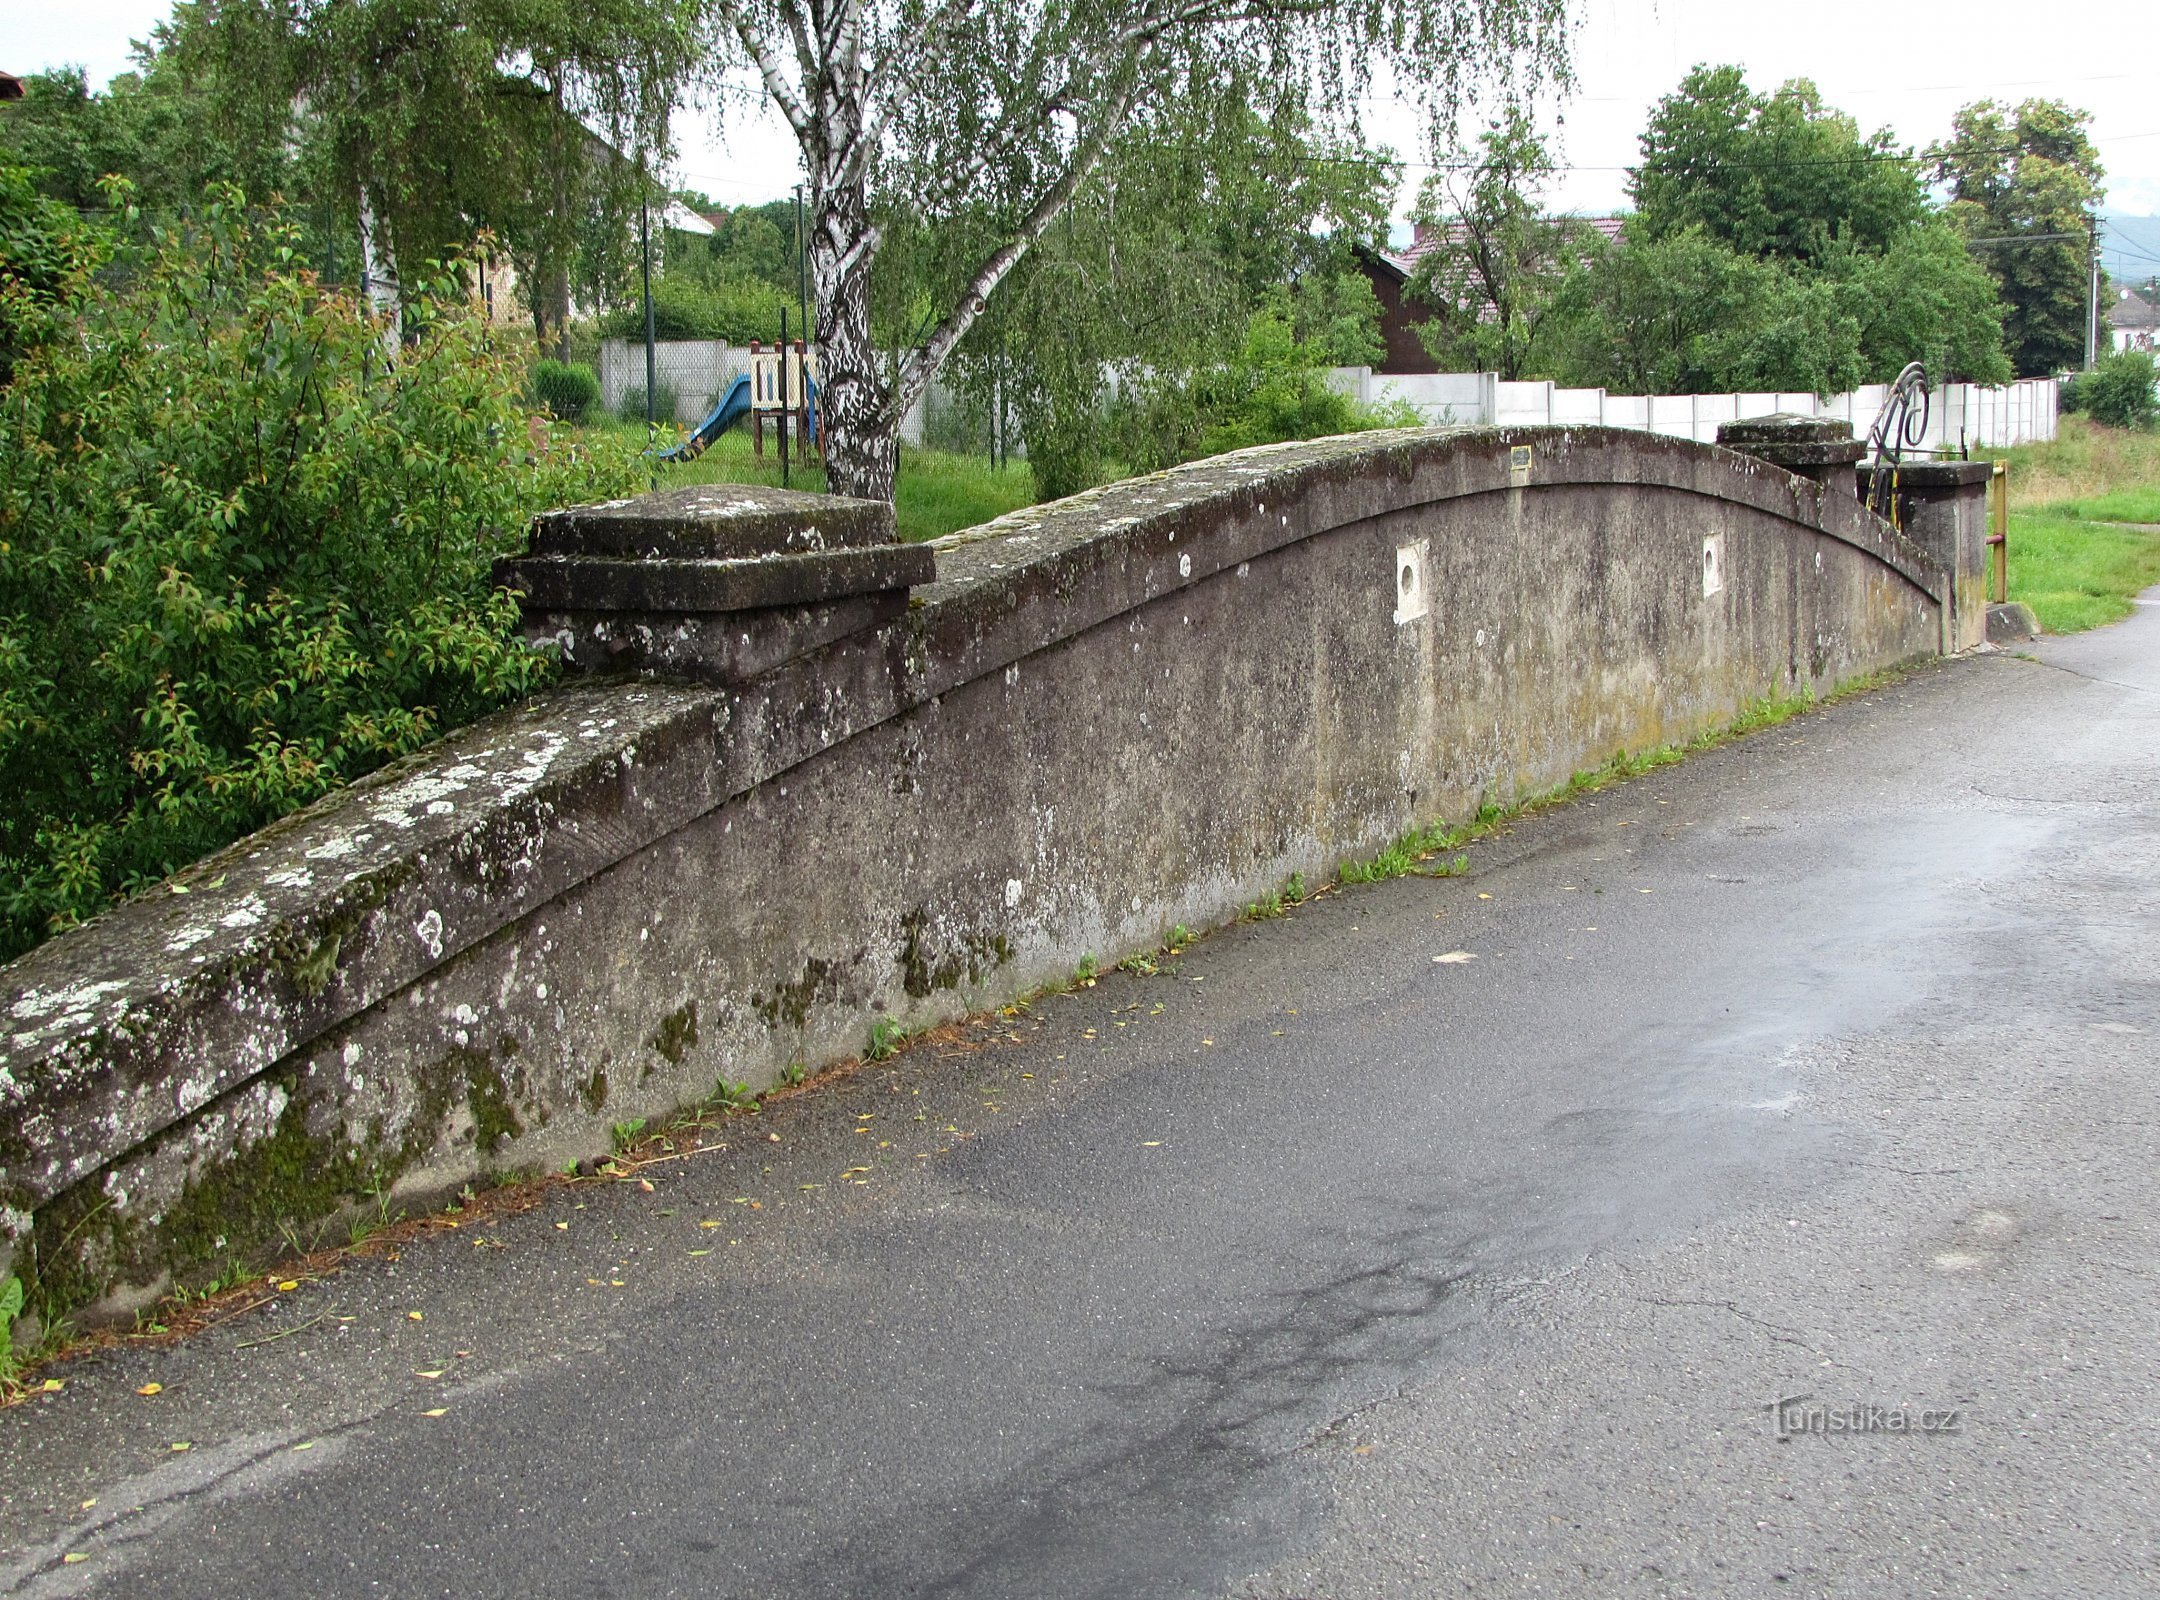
left=589, top=419, right=1037, bottom=543
left=1983, top=416, right=2160, bottom=632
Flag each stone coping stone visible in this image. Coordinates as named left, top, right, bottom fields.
left=529, top=592, right=909, bottom=682
left=528, top=483, right=895, bottom=560
left=1718, top=413, right=1866, bottom=468
left=1858, top=461, right=1995, bottom=489
left=0, top=423, right=1949, bottom=1236
left=1718, top=412, right=1854, bottom=444
left=496, top=544, right=935, bottom=614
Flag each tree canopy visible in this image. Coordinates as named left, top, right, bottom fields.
left=1631, top=65, right=1928, bottom=263
left=174, top=0, right=701, bottom=347
left=1931, top=98, right=2104, bottom=375
left=1405, top=107, right=1600, bottom=379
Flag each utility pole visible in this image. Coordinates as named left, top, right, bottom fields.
left=2086, top=215, right=2099, bottom=370
left=641, top=191, right=658, bottom=490
left=792, top=182, right=807, bottom=341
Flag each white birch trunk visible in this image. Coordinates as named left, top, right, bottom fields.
left=357, top=191, right=402, bottom=360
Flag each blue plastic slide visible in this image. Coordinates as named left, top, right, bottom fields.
left=653, top=373, right=754, bottom=463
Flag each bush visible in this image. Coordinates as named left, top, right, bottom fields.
left=599, top=273, right=797, bottom=344
left=0, top=183, right=645, bottom=962
left=2076, top=350, right=2158, bottom=431
left=618, top=379, right=682, bottom=425
left=530, top=358, right=600, bottom=423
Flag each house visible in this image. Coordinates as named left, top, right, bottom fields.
left=0, top=73, right=24, bottom=103
left=1352, top=217, right=1625, bottom=373
left=2108, top=285, right=2158, bottom=354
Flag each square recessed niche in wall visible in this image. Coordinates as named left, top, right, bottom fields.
left=1393, top=540, right=1430, bottom=626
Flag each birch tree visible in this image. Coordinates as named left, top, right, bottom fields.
left=702, top=0, right=1573, bottom=500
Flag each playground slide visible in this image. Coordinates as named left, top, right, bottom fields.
left=654, top=373, right=753, bottom=463
left=650, top=371, right=823, bottom=464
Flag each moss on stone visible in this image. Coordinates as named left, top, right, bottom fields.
left=648, top=1001, right=699, bottom=1066
left=901, top=911, right=1014, bottom=999
left=755, top=959, right=838, bottom=1031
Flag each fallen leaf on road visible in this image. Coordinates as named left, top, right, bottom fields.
left=1434, top=951, right=1477, bottom=964
left=292, top=1442, right=315, bottom=1452
left=407, top=1311, right=424, bottom=1322
left=1142, top=1141, right=1163, bottom=1147
left=40, top=1379, right=63, bottom=1393
left=637, top=1179, right=655, bottom=1193
left=135, top=1384, right=162, bottom=1396
left=688, top=1250, right=712, bottom=1257
left=170, top=1442, right=191, bottom=1452
left=62, top=1554, right=88, bottom=1565
left=276, top=1280, right=300, bottom=1292
left=421, top=1408, right=447, bottom=1418
left=701, top=1220, right=722, bottom=1229
left=414, top=1369, right=444, bottom=1380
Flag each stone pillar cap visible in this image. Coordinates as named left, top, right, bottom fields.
left=1718, top=412, right=1867, bottom=469
left=528, top=483, right=896, bottom=561
left=495, top=482, right=933, bottom=685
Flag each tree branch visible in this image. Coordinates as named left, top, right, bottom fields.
left=715, top=0, right=811, bottom=138
left=893, top=61, right=1142, bottom=417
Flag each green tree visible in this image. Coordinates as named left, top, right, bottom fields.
left=701, top=0, right=1571, bottom=501
left=1823, top=221, right=2012, bottom=385
left=179, top=0, right=699, bottom=351
left=1931, top=99, right=2104, bottom=375
left=1633, top=65, right=1927, bottom=264
left=958, top=76, right=1392, bottom=496
left=1405, top=106, right=1596, bottom=378
left=0, top=51, right=274, bottom=217
left=1545, top=225, right=1874, bottom=396
left=0, top=182, right=642, bottom=959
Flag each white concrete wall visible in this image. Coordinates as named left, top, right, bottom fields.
left=1326, top=369, right=2061, bottom=450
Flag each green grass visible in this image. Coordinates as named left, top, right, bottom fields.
left=2006, top=512, right=2160, bottom=634
left=1979, top=416, right=2160, bottom=633
left=2057, top=486, right=2160, bottom=525
left=592, top=418, right=1036, bottom=543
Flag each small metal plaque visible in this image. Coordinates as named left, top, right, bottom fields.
left=1507, top=445, right=1533, bottom=488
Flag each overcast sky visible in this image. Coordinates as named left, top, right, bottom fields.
left=9, top=0, right=2158, bottom=224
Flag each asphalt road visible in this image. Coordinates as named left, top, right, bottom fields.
left=5, top=601, right=2159, bottom=1600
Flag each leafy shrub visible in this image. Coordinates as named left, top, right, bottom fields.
left=0, top=1275, right=24, bottom=1389
left=0, top=164, right=103, bottom=386
left=2076, top=350, right=2158, bottom=431
left=618, top=379, right=682, bottom=425
left=599, top=273, right=796, bottom=344
left=530, top=358, right=600, bottom=422
left=0, top=182, right=644, bottom=961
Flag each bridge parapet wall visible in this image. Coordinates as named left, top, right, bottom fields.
left=0, top=425, right=1958, bottom=1317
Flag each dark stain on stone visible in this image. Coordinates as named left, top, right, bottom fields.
left=901, top=910, right=1015, bottom=999
left=649, top=1001, right=699, bottom=1066
left=755, top=959, right=839, bottom=1031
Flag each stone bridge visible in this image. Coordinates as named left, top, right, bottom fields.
left=0, top=420, right=1992, bottom=1319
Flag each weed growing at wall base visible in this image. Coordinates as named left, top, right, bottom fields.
left=1331, top=678, right=1883, bottom=889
